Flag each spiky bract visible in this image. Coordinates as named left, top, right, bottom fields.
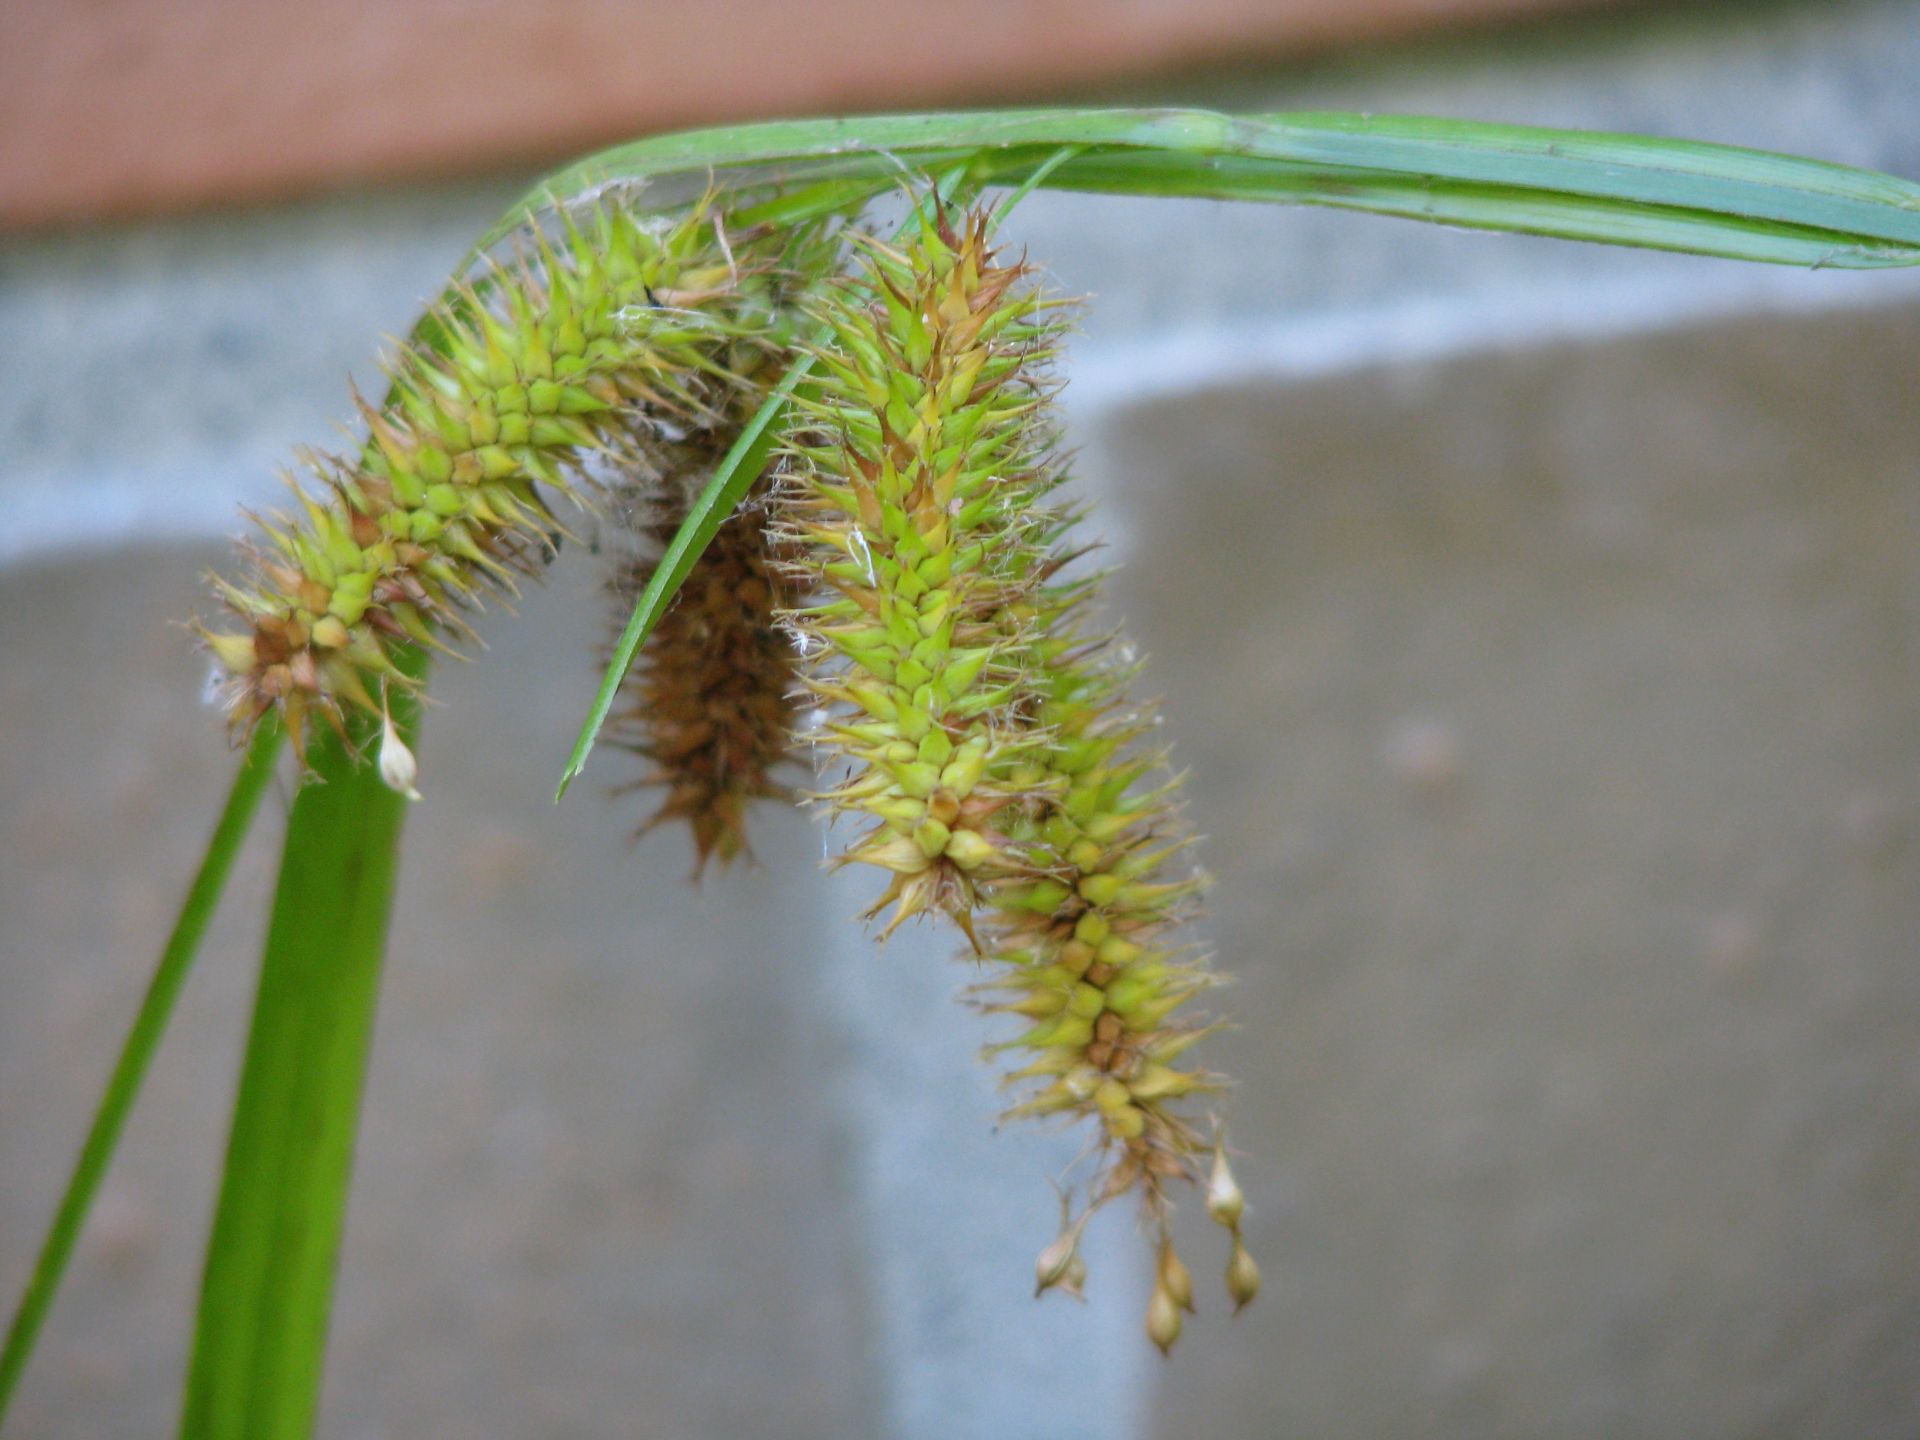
left=777, top=198, right=1251, bottom=1343
left=203, top=198, right=829, bottom=760
left=607, top=439, right=799, bottom=874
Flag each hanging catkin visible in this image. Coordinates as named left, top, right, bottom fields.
left=774, top=198, right=1255, bottom=1350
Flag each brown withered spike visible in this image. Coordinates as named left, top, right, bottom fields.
left=606, top=442, right=802, bottom=878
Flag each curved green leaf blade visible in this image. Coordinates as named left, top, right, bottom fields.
left=0, top=721, right=285, bottom=1431
left=481, top=108, right=1920, bottom=268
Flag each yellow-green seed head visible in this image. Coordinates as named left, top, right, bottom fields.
left=773, top=203, right=1065, bottom=938
left=776, top=194, right=1250, bottom=1347
left=202, top=198, right=832, bottom=764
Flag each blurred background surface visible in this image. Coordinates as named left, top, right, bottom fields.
left=3, top=1, right=1919, bottom=1437
left=3, top=0, right=1600, bottom=229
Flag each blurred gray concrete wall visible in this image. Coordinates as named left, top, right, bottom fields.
left=3, top=1, right=1920, bottom=1436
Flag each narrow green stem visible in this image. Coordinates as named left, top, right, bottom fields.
left=0, top=721, right=286, bottom=1431
left=179, top=657, right=423, bottom=1440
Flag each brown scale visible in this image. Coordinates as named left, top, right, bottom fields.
left=607, top=455, right=800, bottom=876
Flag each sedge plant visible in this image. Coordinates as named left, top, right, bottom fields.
left=6, top=107, right=1920, bottom=1437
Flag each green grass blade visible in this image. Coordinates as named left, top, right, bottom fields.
left=1027, top=151, right=1917, bottom=266
left=478, top=108, right=1920, bottom=268
left=179, top=668, right=422, bottom=1440
left=0, top=722, right=285, bottom=1431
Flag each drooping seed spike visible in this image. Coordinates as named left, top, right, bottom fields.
left=200, top=197, right=839, bottom=764
left=776, top=193, right=1249, bottom=1337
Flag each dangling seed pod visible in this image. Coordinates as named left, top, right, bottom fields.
left=776, top=194, right=1252, bottom=1348
left=606, top=433, right=801, bottom=875
left=1210, top=1134, right=1259, bottom=1313
left=1033, top=1188, right=1092, bottom=1301
left=201, top=197, right=832, bottom=762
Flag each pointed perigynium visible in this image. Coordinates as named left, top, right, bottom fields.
left=200, top=198, right=830, bottom=763
left=776, top=198, right=1252, bottom=1347
left=606, top=440, right=800, bottom=875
